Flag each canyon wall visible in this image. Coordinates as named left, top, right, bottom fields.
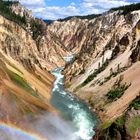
left=54, top=9, right=140, bottom=139
left=1, top=1, right=140, bottom=139
left=0, top=2, right=62, bottom=125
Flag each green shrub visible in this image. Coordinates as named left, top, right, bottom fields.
left=102, top=121, right=113, bottom=130
left=31, top=19, right=42, bottom=40
left=111, top=45, right=120, bottom=60
left=58, top=3, right=140, bottom=22
left=129, top=96, right=140, bottom=110
left=58, top=14, right=101, bottom=21
left=106, top=76, right=131, bottom=101
left=79, top=69, right=85, bottom=75
left=7, top=69, right=39, bottom=97
left=114, top=116, right=125, bottom=128
left=81, top=59, right=110, bottom=86
left=99, top=65, right=129, bottom=86
left=127, top=116, right=140, bottom=136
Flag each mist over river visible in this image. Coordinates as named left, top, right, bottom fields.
left=0, top=56, right=97, bottom=140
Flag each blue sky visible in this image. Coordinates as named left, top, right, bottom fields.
left=19, top=0, right=139, bottom=19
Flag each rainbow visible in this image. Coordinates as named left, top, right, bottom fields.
left=0, top=122, right=47, bottom=140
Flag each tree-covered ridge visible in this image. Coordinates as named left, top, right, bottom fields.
left=110, top=3, right=140, bottom=15
left=31, top=19, right=47, bottom=40
left=0, top=0, right=27, bottom=26
left=58, top=14, right=101, bottom=22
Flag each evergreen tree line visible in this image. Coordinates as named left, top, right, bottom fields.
left=0, top=0, right=27, bottom=26
left=110, top=3, right=140, bottom=15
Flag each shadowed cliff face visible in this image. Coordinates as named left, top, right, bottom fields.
left=48, top=18, right=89, bottom=53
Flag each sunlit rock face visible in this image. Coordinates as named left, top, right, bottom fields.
left=63, top=10, right=140, bottom=87
left=62, top=10, right=140, bottom=125
left=0, top=3, right=59, bottom=124
left=0, top=13, right=57, bottom=113
left=48, top=18, right=89, bottom=53
left=0, top=14, right=69, bottom=71
left=37, top=30, right=70, bottom=70
left=10, top=2, right=32, bottom=18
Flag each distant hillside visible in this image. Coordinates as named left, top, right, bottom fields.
left=57, top=14, right=101, bottom=22
left=44, top=19, right=54, bottom=24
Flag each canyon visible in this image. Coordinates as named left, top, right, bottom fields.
left=0, top=0, right=140, bottom=140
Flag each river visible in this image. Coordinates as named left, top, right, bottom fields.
left=50, top=56, right=98, bottom=140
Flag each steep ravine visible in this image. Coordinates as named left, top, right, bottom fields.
left=0, top=2, right=98, bottom=139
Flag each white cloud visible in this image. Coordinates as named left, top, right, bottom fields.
left=19, top=0, right=138, bottom=19
left=23, top=1, right=80, bottom=20
left=19, top=0, right=46, bottom=7
left=81, top=0, right=130, bottom=11
left=32, top=5, right=80, bottom=19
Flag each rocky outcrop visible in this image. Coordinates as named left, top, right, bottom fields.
left=10, top=1, right=32, bottom=19
left=0, top=14, right=68, bottom=71
left=48, top=18, right=90, bottom=53
left=0, top=45, right=56, bottom=122
left=0, top=3, right=61, bottom=123
left=0, top=1, right=69, bottom=71
left=36, top=30, right=69, bottom=70
left=63, top=11, right=140, bottom=86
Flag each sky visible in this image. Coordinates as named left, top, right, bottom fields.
left=18, top=0, right=140, bottom=20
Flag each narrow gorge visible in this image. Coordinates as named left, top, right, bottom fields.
left=0, top=1, right=140, bottom=140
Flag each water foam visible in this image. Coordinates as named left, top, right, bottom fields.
left=51, top=65, right=97, bottom=140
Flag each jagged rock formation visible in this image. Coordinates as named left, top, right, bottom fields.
left=0, top=47, right=57, bottom=121
left=63, top=9, right=140, bottom=114
left=0, top=1, right=62, bottom=124
left=62, top=10, right=140, bottom=85
left=10, top=1, right=32, bottom=18
left=57, top=8, right=140, bottom=139
left=0, top=5, right=69, bottom=71
left=48, top=18, right=90, bottom=53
